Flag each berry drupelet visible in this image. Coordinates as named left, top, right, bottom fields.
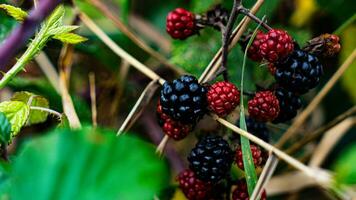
left=245, top=117, right=270, bottom=143
left=273, top=87, right=302, bottom=123
left=166, top=8, right=196, bottom=40
left=232, top=179, right=267, bottom=200
left=235, top=144, right=266, bottom=170
left=207, top=81, right=240, bottom=117
left=188, top=135, right=234, bottom=183
left=248, top=91, right=280, bottom=122
left=274, top=49, right=323, bottom=94
left=177, top=169, right=212, bottom=200
left=160, top=75, right=208, bottom=124
left=246, top=31, right=265, bottom=62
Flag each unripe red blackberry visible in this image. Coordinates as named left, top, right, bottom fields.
left=246, top=31, right=265, bottom=61
left=162, top=118, right=192, bottom=140
left=156, top=100, right=170, bottom=127
left=232, top=179, right=267, bottom=200
left=259, top=29, right=294, bottom=63
left=248, top=91, right=280, bottom=122
left=188, top=136, right=234, bottom=183
left=157, top=101, right=192, bottom=140
left=177, top=169, right=212, bottom=200
left=166, top=8, right=196, bottom=40
left=207, top=81, right=240, bottom=117
left=235, top=144, right=266, bottom=170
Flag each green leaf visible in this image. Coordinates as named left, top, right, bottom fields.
left=333, top=145, right=356, bottom=185
left=0, top=101, right=30, bottom=137
left=0, top=112, right=11, bottom=144
left=43, top=5, right=65, bottom=29
left=239, top=25, right=261, bottom=195
left=48, top=25, right=79, bottom=36
left=11, top=92, right=49, bottom=125
left=3, top=127, right=170, bottom=199
left=0, top=4, right=28, bottom=21
left=53, top=32, right=88, bottom=44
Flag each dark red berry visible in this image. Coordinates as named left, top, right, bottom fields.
left=232, top=179, right=267, bottom=200
left=177, top=169, right=212, bottom=200
left=235, top=144, right=266, bottom=170
left=207, top=81, right=240, bottom=117
left=247, top=31, right=265, bottom=61
left=248, top=91, right=280, bottom=122
left=259, top=29, right=294, bottom=63
left=166, top=8, right=196, bottom=40
left=162, top=118, right=192, bottom=140
left=156, top=100, right=170, bottom=127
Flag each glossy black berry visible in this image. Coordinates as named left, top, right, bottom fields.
left=273, top=87, right=302, bottom=123
left=232, top=118, right=270, bottom=143
left=274, top=50, right=323, bottom=94
left=188, top=136, right=234, bottom=183
left=160, top=75, right=207, bottom=124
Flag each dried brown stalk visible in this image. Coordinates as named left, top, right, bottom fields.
left=286, top=106, right=356, bottom=155
left=117, top=80, right=160, bottom=135
left=89, top=72, right=98, bottom=128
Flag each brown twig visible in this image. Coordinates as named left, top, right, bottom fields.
left=89, top=72, right=98, bottom=128
left=276, top=49, right=356, bottom=148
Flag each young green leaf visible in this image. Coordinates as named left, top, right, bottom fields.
left=11, top=92, right=49, bottom=125
left=0, top=112, right=11, bottom=144
left=48, top=25, right=79, bottom=36
left=0, top=101, right=30, bottom=137
left=53, top=32, right=88, bottom=44
left=0, top=4, right=28, bottom=21
left=43, top=5, right=65, bottom=29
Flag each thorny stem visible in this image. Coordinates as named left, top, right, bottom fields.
left=0, top=0, right=61, bottom=70
left=220, top=0, right=241, bottom=81
left=238, top=7, right=272, bottom=31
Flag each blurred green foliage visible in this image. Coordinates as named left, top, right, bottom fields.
left=0, top=127, right=170, bottom=200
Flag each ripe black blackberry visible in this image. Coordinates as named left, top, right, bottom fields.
left=160, top=75, right=208, bottom=124
left=273, top=87, right=302, bottom=123
left=232, top=118, right=270, bottom=143
left=188, top=135, right=234, bottom=183
left=274, top=49, right=323, bottom=94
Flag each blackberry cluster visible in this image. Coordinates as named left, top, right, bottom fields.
left=275, top=49, right=323, bottom=94
left=160, top=75, right=207, bottom=124
left=207, top=81, right=240, bottom=117
left=232, top=179, right=267, bottom=200
left=166, top=8, right=196, bottom=40
left=188, top=136, right=234, bottom=182
left=177, top=169, right=212, bottom=200
left=273, top=87, right=302, bottom=123
left=248, top=91, right=280, bottom=122
left=245, top=118, right=270, bottom=143
left=235, top=144, right=267, bottom=170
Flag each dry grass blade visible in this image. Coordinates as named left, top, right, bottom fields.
left=266, top=171, right=321, bottom=195
left=89, top=72, right=97, bottom=128
left=277, top=49, right=356, bottom=147
left=156, top=135, right=169, bottom=156
left=309, top=117, right=355, bottom=167
left=117, top=80, right=160, bottom=135
left=250, top=154, right=279, bottom=200
left=286, top=106, right=356, bottom=154
left=58, top=44, right=75, bottom=87
left=87, top=0, right=184, bottom=75
left=79, top=12, right=166, bottom=85
left=200, top=0, right=265, bottom=83
left=35, top=52, right=60, bottom=93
